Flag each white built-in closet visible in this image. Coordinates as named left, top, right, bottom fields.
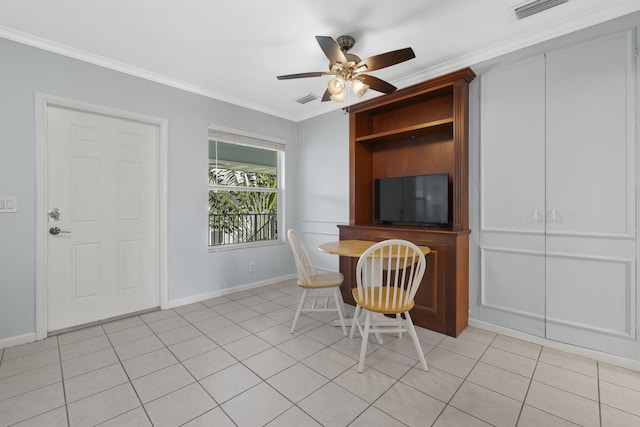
left=479, top=30, right=637, bottom=358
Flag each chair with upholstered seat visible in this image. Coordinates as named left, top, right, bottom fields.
left=287, top=229, right=348, bottom=335
left=350, top=239, right=428, bottom=372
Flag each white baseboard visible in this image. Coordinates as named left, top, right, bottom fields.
left=468, top=318, right=640, bottom=372
left=0, top=275, right=297, bottom=348
left=0, top=332, right=37, bottom=350
left=167, top=274, right=297, bottom=309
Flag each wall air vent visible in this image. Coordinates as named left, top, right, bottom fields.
left=515, top=0, right=569, bottom=20
left=295, top=94, right=318, bottom=104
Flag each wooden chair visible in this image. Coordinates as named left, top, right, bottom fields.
left=287, top=229, right=348, bottom=335
left=350, top=239, right=428, bottom=372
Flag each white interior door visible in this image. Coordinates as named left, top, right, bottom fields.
left=46, top=104, right=160, bottom=332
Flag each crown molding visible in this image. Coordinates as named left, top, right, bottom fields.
left=1, top=0, right=639, bottom=123
left=0, top=25, right=297, bottom=121
left=396, top=0, right=640, bottom=90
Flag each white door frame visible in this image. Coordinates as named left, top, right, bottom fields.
left=35, top=93, right=169, bottom=340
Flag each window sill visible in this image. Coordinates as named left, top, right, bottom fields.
left=208, top=239, right=285, bottom=252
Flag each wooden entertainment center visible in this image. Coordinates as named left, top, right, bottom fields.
left=338, top=68, right=475, bottom=337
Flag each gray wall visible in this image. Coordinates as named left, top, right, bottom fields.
left=295, top=110, right=349, bottom=272
left=0, top=37, right=298, bottom=341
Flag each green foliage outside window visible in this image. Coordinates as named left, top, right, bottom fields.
left=208, top=167, right=278, bottom=245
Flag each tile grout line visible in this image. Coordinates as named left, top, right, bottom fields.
left=98, top=321, right=155, bottom=427
left=57, top=326, right=138, bottom=425
left=518, top=345, right=603, bottom=426
left=184, top=295, right=330, bottom=427
left=435, top=331, right=501, bottom=425
left=170, top=307, right=245, bottom=426
left=203, top=293, right=390, bottom=427
left=165, top=296, right=323, bottom=425
left=597, top=361, right=602, bottom=427
left=514, top=341, right=543, bottom=426
left=163, top=290, right=314, bottom=424
left=56, top=334, right=71, bottom=427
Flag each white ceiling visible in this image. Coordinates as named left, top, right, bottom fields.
left=1, top=0, right=639, bottom=122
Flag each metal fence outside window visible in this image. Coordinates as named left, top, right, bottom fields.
left=209, top=213, right=277, bottom=246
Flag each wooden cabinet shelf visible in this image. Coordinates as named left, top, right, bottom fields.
left=341, top=68, right=475, bottom=337
left=354, top=118, right=453, bottom=144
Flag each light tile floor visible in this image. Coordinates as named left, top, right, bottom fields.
left=2, top=279, right=640, bottom=426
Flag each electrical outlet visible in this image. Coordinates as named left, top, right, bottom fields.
left=249, top=262, right=256, bottom=272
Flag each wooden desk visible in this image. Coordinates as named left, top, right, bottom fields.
left=319, top=240, right=431, bottom=258
left=321, top=229, right=469, bottom=338
left=319, top=239, right=431, bottom=305
left=319, top=239, right=431, bottom=335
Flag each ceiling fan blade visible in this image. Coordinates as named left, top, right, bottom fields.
left=321, top=89, right=332, bottom=102
left=277, top=71, right=332, bottom=80
left=357, top=47, right=415, bottom=72
left=359, top=74, right=397, bottom=94
left=316, top=36, right=348, bottom=65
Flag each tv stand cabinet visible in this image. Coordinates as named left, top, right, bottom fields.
left=340, top=68, right=475, bottom=337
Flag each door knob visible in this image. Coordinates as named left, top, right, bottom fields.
left=49, top=227, right=71, bottom=235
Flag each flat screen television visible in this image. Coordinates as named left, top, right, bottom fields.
left=374, top=173, right=449, bottom=226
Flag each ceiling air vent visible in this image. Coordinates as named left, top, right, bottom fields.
left=295, top=94, right=318, bottom=105
left=515, top=0, right=569, bottom=20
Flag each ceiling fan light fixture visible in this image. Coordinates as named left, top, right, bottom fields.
left=351, top=79, right=369, bottom=97
left=354, top=65, right=368, bottom=74
left=328, top=77, right=345, bottom=95
left=330, top=91, right=345, bottom=103
left=277, top=35, right=415, bottom=104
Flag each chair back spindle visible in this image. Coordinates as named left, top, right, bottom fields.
left=356, top=239, right=426, bottom=312
left=288, top=229, right=316, bottom=286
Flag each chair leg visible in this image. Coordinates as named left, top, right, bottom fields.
left=358, top=312, right=372, bottom=373
left=396, top=313, right=403, bottom=338
left=404, top=311, right=428, bottom=371
left=372, top=314, right=383, bottom=345
left=290, top=289, right=308, bottom=334
left=333, top=287, right=348, bottom=336
left=350, top=305, right=361, bottom=339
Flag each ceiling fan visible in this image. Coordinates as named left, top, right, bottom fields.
left=277, top=35, right=415, bottom=103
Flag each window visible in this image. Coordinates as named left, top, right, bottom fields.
left=208, top=126, right=284, bottom=248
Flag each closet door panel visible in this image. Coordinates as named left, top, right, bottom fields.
left=480, top=243, right=546, bottom=337
left=545, top=31, right=636, bottom=358
left=478, top=56, right=546, bottom=335
left=545, top=245, right=636, bottom=358
left=546, top=32, right=634, bottom=238
left=480, top=55, right=546, bottom=233
left=546, top=253, right=631, bottom=335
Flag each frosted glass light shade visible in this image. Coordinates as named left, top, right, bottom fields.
left=328, top=78, right=345, bottom=95
left=351, top=79, right=369, bottom=97
left=330, top=91, right=344, bottom=102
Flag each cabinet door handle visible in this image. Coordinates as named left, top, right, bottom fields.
left=548, top=209, right=559, bottom=223
left=534, top=209, right=544, bottom=223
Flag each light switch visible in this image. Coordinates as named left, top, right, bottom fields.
left=0, top=197, right=17, bottom=213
